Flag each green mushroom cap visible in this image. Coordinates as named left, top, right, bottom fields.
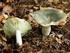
left=3, top=17, right=32, bottom=37
left=30, top=7, right=67, bottom=26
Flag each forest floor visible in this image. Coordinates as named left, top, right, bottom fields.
left=0, top=0, right=70, bottom=53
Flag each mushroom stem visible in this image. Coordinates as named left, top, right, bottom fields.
left=16, top=30, right=22, bottom=46
left=42, top=26, right=51, bottom=36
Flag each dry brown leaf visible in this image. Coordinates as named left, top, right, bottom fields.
left=2, top=19, right=7, bottom=24
left=6, top=0, right=15, bottom=3
left=37, top=49, right=43, bottom=53
left=48, top=0, right=53, bottom=3
left=53, top=0, right=59, bottom=4
left=0, top=2, right=5, bottom=9
left=0, top=14, right=7, bottom=24
left=58, top=21, right=66, bottom=26
left=0, top=15, right=4, bottom=22
left=3, top=5, right=13, bottom=15
left=0, top=35, right=7, bottom=45
left=1, top=36, right=7, bottom=42
left=56, top=38, right=62, bottom=44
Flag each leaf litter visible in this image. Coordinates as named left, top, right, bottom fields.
left=0, top=0, right=70, bottom=53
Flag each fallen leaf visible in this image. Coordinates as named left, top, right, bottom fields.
left=0, top=2, right=5, bottom=9
left=6, top=0, right=15, bottom=3
left=2, top=5, right=13, bottom=15
left=0, top=14, right=4, bottom=22
left=37, top=49, right=43, bottom=53
left=56, top=38, right=62, bottom=44
left=48, top=0, right=53, bottom=3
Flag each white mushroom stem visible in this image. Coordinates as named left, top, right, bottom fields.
left=42, top=26, right=51, bottom=36
left=16, top=30, right=22, bottom=46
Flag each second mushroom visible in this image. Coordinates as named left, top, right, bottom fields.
left=29, top=7, right=67, bottom=36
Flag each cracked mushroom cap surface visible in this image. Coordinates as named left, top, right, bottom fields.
left=30, top=7, right=67, bottom=26
left=3, top=17, right=32, bottom=37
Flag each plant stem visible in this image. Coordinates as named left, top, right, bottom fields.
left=16, top=30, right=22, bottom=46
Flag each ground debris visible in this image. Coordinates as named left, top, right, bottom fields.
left=0, top=0, right=70, bottom=53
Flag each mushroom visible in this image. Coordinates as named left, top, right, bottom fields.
left=29, top=7, right=67, bottom=36
left=3, top=16, right=32, bottom=46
